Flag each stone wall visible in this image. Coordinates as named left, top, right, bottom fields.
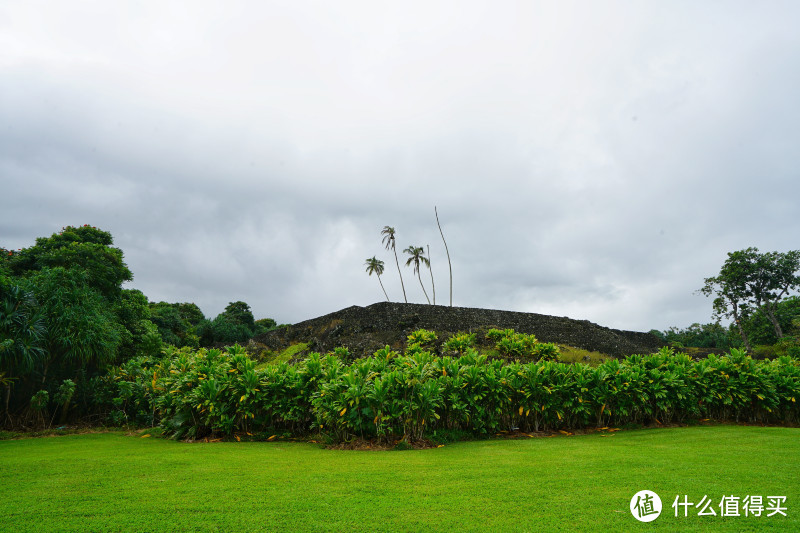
left=254, top=302, right=664, bottom=358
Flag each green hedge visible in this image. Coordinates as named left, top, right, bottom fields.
left=97, top=333, right=800, bottom=443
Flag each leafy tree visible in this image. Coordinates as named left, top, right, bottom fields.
left=650, top=322, right=736, bottom=350
left=701, top=248, right=800, bottom=351
left=220, top=301, right=255, bottom=329
left=149, top=304, right=185, bottom=346
left=254, top=318, right=278, bottom=336
left=364, top=256, right=389, bottom=302
left=197, top=301, right=275, bottom=346
left=403, top=246, right=431, bottom=304
left=5, top=225, right=132, bottom=300
left=28, top=267, right=122, bottom=381
left=381, top=226, right=407, bottom=303
left=701, top=248, right=760, bottom=351
left=205, top=316, right=251, bottom=345
left=1, top=225, right=145, bottom=426
left=751, top=250, right=800, bottom=338
left=741, top=296, right=800, bottom=346
left=150, top=301, right=205, bottom=348
left=174, top=302, right=205, bottom=327
left=117, top=289, right=162, bottom=360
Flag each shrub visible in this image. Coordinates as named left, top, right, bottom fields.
left=96, top=337, right=800, bottom=443
left=443, top=332, right=476, bottom=354
left=486, top=328, right=559, bottom=362
left=407, top=329, right=438, bottom=347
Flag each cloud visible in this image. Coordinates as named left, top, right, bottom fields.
left=2, top=1, right=800, bottom=331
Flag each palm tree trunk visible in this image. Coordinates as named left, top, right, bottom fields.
left=417, top=272, right=431, bottom=305
left=427, top=245, right=435, bottom=305
left=435, top=206, right=452, bottom=306
left=393, top=247, right=407, bottom=303
left=377, top=274, right=390, bottom=302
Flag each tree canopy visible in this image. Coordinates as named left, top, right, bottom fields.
left=701, top=247, right=800, bottom=350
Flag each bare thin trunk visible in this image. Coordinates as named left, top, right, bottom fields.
left=417, top=272, right=431, bottom=305
left=377, top=274, right=389, bottom=302
left=435, top=206, right=452, bottom=306
left=427, top=244, right=435, bottom=305
left=393, top=247, right=407, bottom=303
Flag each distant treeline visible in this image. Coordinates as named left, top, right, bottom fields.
left=651, top=295, right=800, bottom=356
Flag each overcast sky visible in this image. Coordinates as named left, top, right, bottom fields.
left=2, top=1, right=799, bottom=332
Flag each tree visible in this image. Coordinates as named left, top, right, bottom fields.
left=5, top=225, right=132, bottom=300
left=741, top=295, right=800, bottom=346
left=116, top=289, right=162, bottom=360
left=198, top=301, right=265, bottom=346
left=381, top=226, right=407, bottom=303
left=650, top=322, right=735, bottom=350
left=701, top=247, right=800, bottom=351
left=752, top=250, right=800, bottom=339
left=150, top=303, right=189, bottom=346
left=150, top=301, right=205, bottom=348
left=701, top=249, right=759, bottom=351
left=205, top=315, right=252, bottom=345
left=365, top=256, right=389, bottom=302
left=435, top=206, right=453, bottom=306
left=403, top=246, right=431, bottom=305
left=3, top=224, right=145, bottom=361
left=254, top=318, right=278, bottom=335
left=28, top=267, right=123, bottom=379
left=220, top=301, right=255, bottom=329
left=0, top=278, right=46, bottom=422
left=1, top=225, right=146, bottom=427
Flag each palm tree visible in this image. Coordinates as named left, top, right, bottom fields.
left=381, top=226, right=407, bottom=303
left=403, top=245, right=431, bottom=305
left=364, top=256, right=389, bottom=302
left=0, top=283, right=46, bottom=423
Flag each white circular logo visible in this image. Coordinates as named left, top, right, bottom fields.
left=630, top=490, right=662, bottom=522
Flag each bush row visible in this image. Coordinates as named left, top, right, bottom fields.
left=97, top=334, right=800, bottom=442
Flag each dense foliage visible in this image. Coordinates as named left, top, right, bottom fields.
left=653, top=296, right=800, bottom=356
left=650, top=322, right=737, bottom=350
left=1, top=226, right=276, bottom=429
left=4, top=227, right=798, bottom=442
left=701, top=247, right=800, bottom=350
left=95, top=330, right=800, bottom=443
left=1, top=226, right=150, bottom=427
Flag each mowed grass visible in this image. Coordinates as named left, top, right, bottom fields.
left=1, top=426, right=797, bottom=532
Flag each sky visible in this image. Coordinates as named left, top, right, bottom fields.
left=2, top=1, right=799, bottom=332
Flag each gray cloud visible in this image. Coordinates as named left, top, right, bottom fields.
left=2, top=1, right=799, bottom=331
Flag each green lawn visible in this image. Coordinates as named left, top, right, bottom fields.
left=1, top=425, right=797, bottom=532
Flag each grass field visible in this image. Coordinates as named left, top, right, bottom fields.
left=1, top=425, right=797, bottom=531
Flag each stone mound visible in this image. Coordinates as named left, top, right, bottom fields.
left=252, top=302, right=663, bottom=358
